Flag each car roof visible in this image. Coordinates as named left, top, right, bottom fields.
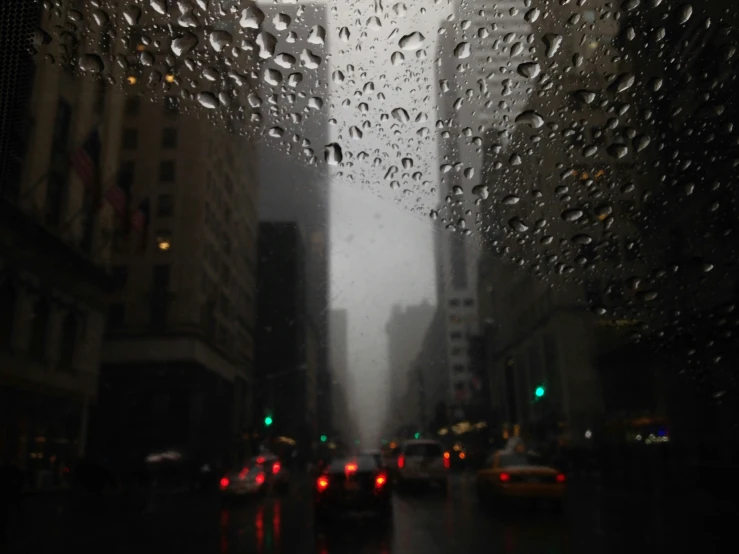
left=403, top=439, right=441, bottom=445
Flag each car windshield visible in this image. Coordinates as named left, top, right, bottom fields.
left=498, top=453, right=533, bottom=468
left=2, top=0, right=738, bottom=552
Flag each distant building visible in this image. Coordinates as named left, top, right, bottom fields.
left=256, top=1, right=332, bottom=438
left=385, top=301, right=435, bottom=430
left=91, top=4, right=260, bottom=468
left=255, top=222, right=316, bottom=449
left=330, top=309, right=354, bottom=440
left=1, top=2, right=113, bottom=484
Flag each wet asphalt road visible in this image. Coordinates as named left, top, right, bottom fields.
left=10, top=473, right=738, bottom=554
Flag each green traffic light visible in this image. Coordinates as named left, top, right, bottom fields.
left=264, top=416, right=273, bottom=426
left=535, top=386, right=545, bottom=398
left=414, top=432, right=420, bottom=439
left=320, top=434, right=327, bottom=442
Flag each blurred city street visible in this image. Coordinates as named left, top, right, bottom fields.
left=7, top=472, right=736, bottom=554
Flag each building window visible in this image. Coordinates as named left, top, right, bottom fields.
left=118, top=160, right=135, bottom=191
left=156, top=230, right=172, bottom=251
left=161, top=127, right=177, bottom=148
left=29, top=298, right=50, bottom=362
left=156, top=194, right=174, bottom=217
left=0, top=281, right=17, bottom=350
left=58, top=312, right=78, bottom=371
left=150, top=265, right=170, bottom=326
left=464, top=298, right=474, bottom=307
left=159, top=160, right=175, bottom=182
left=164, top=95, right=179, bottom=114
left=450, top=332, right=462, bottom=340
left=125, top=96, right=141, bottom=116
left=112, top=266, right=128, bottom=290
left=122, top=128, right=138, bottom=149
left=451, top=347, right=462, bottom=356
left=449, top=298, right=460, bottom=307
left=453, top=364, right=465, bottom=373
left=108, top=303, right=125, bottom=328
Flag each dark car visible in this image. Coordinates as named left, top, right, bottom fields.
left=314, top=454, right=392, bottom=526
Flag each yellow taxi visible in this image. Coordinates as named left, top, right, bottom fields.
left=475, top=440, right=566, bottom=510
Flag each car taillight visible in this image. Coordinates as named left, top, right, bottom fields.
left=375, top=473, right=387, bottom=488
left=556, top=473, right=566, bottom=483
left=397, top=455, right=405, bottom=469
left=443, top=452, right=450, bottom=469
left=220, top=477, right=229, bottom=489
left=255, top=473, right=265, bottom=485
left=499, top=473, right=511, bottom=482
left=272, top=462, right=281, bottom=474
left=256, top=456, right=265, bottom=464
left=316, top=475, right=329, bottom=492
left=345, top=463, right=357, bottom=473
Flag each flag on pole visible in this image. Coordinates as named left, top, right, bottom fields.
left=69, top=128, right=102, bottom=208
left=131, top=197, right=150, bottom=249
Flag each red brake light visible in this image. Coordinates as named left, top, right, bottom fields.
left=256, top=456, right=265, bottom=464
left=443, top=452, right=450, bottom=469
left=316, top=475, right=329, bottom=492
left=238, top=468, right=249, bottom=480
left=556, top=473, right=566, bottom=483
left=499, top=473, right=511, bottom=482
left=255, top=473, right=265, bottom=485
left=272, top=462, right=281, bottom=474
left=397, top=455, right=405, bottom=469
left=375, top=473, right=387, bottom=488
left=220, top=477, right=229, bottom=489
left=345, top=463, right=357, bottom=473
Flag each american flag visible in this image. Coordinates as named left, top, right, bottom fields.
left=69, top=129, right=101, bottom=201
left=131, top=198, right=149, bottom=235
left=104, top=184, right=127, bottom=217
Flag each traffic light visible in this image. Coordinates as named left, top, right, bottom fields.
left=534, top=385, right=546, bottom=398
left=320, top=434, right=327, bottom=443
left=264, top=415, right=273, bottom=427
left=414, top=432, right=420, bottom=439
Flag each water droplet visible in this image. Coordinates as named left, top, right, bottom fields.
left=502, top=195, right=520, bottom=205
left=399, top=32, right=425, bottom=51
left=256, top=32, right=277, bottom=60
left=240, top=6, right=265, bottom=29
left=509, top=218, right=529, bottom=233
left=287, top=73, right=302, bottom=88
left=562, top=208, right=583, bottom=222
left=268, top=127, right=284, bottom=138
left=78, top=54, right=103, bottom=73
left=308, top=97, right=323, bottom=110
left=575, top=90, right=596, bottom=104
left=510, top=154, right=522, bottom=166
left=612, top=73, right=635, bottom=93
left=171, top=33, right=198, bottom=57
left=623, top=0, right=641, bottom=11
left=247, top=93, right=262, bottom=108
left=572, top=234, right=592, bottom=245
left=391, top=108, right=410, bottom=123
left=301, top=49, right=322, bottom=69
left=391, top=52, right=405, bottom=65
left=472, top=184, right=489, bottom=200
left=542, top=34, right=563, bottom=58
left=339, top=27, right=351, bottom=42
left=515, top=110, right=544, bottom=129
left=274, top=13, right=291, bottom=31
left=274, top=53, right=295, bottom=69
left=678, top=4, right=693, bottom=25
left=324, top=143, right=343, bottom=165
left=332, top=70, right=344, bottom=83
left=308, top=25, right=326, bottom=46
left=367, top=16, right=382, bottom=30
left=349, top=126, right=363, bottom=140
left=454, top=42, right=470, bottom=59
left=517, top=62, right=541, bottom=78
left=123, top=5, right=142, bottom=25
left=607, top=144, right=629, bottom=159
left=150, top=0, right=166, bottom=16
left=197, top=92, right=218, bottom=109
left=209, top=30, right=232, bottom=53
left=524, top=8, right=541, bottom=23
left=429, top=209, right=438, bottom=220
left=264, top=68, right=282, bottom=86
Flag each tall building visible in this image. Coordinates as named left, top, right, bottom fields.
left=329, top=309, right=354, bottom=440
left=255, top=223, right=316, bottom=449
left=1, top=2, right=114, bottom=485
left=256, top=1, right=332, bottom=436
left=385, top=301, right=435, bottom=431
left=91, top=4, right=260, bottom=468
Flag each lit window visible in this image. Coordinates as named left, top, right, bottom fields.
left=156, top=231, right=172, bottom=251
